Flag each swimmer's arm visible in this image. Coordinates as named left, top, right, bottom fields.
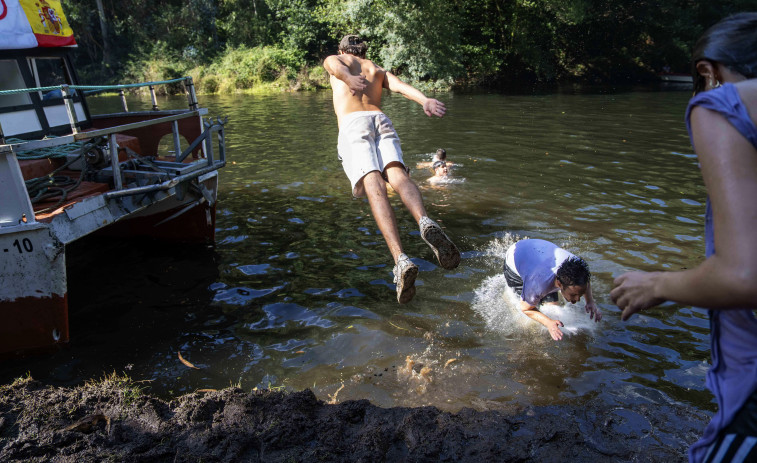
left=520, top=300, right=564, bottom=341
left=384, top=71, right=446, bottom=118
left=324, top=55, right=366, bottom=95
left=584, top=281, right=602, bottom=322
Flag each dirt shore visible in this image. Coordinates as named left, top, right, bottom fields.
left=0, top=375, right=707, bottom=462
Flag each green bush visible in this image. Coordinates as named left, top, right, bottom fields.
left=211, top=46, right=306, bottom=89
left=202, top=75, right=219, bottom=94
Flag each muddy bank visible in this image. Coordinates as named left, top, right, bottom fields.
left=0, top=376, right=707, bottom=462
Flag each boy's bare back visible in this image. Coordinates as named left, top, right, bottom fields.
left=326, top=54, right=387, bottom=121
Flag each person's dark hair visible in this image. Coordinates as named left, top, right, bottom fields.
left=432, top=160, right=446, bottom=170
left=339, top=35, right=367, bottom=58
left=556, top=257, right=590, bottom=287
left=692, top=12, right=757, bottom=94
left=435, top=148, right=446, bottom=160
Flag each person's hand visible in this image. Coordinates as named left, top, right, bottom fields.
left=547, top=319, right=564, bottom=341
left=423, top=98, right=446, bottom=118
left=346, top=74, right=367, bottom=95
left=610, top=271, right=665, bottom=321
left=585, top=301, right=602, bottom=322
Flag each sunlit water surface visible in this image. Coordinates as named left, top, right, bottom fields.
left=2, top=87, right=713, bottom=425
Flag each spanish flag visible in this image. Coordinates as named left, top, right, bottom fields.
left=0, top=0, right=76, bottom=49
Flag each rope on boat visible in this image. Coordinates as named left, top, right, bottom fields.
left=17, top=136, right=172, bottom=213
left=0, top=77, right=188, bottom=96
left=22, top=138, right=105, bottom=213
left=5, top=137, right=85, bottom=160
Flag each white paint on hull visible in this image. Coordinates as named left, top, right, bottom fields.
left=0, top=224, right=66, bottom=302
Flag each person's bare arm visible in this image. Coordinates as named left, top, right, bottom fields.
left=520, top=300, right=564, bottom=341
left=584, top=281, right=602, bottom=322
left=611, top=105, right=757, bottom=320
left=383, top=71, right=446, bottom=117
left=323, top=55, right=366, bottom=95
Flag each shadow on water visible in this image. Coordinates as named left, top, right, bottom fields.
left=0, top=236, right=220, bottom=391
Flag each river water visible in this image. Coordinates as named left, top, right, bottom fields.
left=1, top=86, right=713, bottom=422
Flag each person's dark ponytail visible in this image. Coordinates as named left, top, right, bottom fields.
left=692, top=12, right=757, bottom=94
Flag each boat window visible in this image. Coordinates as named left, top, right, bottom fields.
left=0, top=60, right=32, bottom=109
left=29, top=57, right=72, bottom=102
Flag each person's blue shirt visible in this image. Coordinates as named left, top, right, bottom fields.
left=505, top=239, right=575, bottom=306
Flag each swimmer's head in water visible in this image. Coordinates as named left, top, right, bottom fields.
left=432, top=160, right=448, bottom=176
left=556, top=257, right=590, bottom=303
left=434, top=148, right=447, bottom=162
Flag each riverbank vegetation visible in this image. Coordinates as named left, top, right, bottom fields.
left=63, top=0, right=750, bottom=93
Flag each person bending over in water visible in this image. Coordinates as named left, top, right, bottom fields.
left=611, top=13, right=757, bottom=462
left=504, top=239, right=601, bottom=341
left=324, top=34, right=461, bottom=304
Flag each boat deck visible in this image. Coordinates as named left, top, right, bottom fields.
left=31, top=177, right=110, bottom=223
left=19, top=133, right=170, bottom=223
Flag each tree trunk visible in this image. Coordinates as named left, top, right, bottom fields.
left=95, top=0, right=111, bottom=67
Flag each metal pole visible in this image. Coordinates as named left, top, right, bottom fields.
left=184, top=77, right=198, bottom=111
left=199, top=115, right=207, bottom=158
left=204, top=125, right=215, bottom=166
left=61, top=84, right=80, bottom=134
left=109, top=133, right=123, bottom=190
left=149, top=85, right=159, bottom=111
left=0, top=119, right=5, bottom=145
left=171, top=121, right=181, bottom=160
left=119, top=89, right=129, bottom=112
left=103, top=162, right=224, bottom=199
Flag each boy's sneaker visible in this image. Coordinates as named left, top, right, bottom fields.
left=393, top=254, right=418, bottom=304
left=419, top=216, right=460, bottom=270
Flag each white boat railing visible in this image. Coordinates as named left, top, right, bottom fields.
left=0, top=76, right=225, bottom=224
left=0, top=76, right=199, bottom=140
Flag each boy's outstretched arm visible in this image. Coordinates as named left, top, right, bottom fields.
left=383, top=71, right=445, bottom=117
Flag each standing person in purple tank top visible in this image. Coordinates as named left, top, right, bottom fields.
left=611, top=13, right=757, bottom=463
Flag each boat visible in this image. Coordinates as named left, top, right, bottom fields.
left=658, top=73, right=693, bottom=83
left=0, top=0, right=226, bottom=357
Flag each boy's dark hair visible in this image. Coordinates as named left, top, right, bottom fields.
left=435, top=148, right=446, bottom=160
left=692, top=12, right=757, bottom=94
left=556, top=257, right=590, bottom=287
left=339, top=35, right=367, bottom=58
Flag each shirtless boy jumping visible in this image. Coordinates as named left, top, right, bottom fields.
left=324, top=34, right=461, bottom=304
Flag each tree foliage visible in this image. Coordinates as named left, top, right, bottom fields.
left=61, top=0, right=751, bottom=89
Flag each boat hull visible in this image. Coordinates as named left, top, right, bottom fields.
left=0, top=174, right=218, bottom=358
left=91, top=175, right=218, bottom=244
left=0, top=224, right=68, bottom=358
left=0, top=294, right=69, bottom=359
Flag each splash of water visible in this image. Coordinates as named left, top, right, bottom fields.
left=428, top=176, right=466, bottom=184
left=471, top=233, right=599, bottom=338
